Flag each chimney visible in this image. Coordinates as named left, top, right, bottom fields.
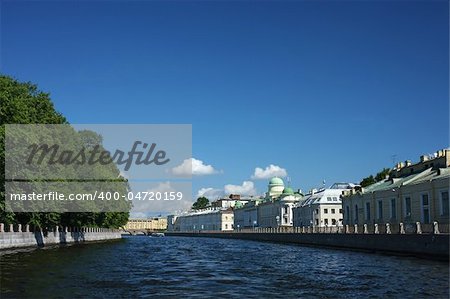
left=405, top=160, right=412, bottom=167
left=420, top=155, right=429, bottom=162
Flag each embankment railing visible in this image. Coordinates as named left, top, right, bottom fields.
left=174, top=221, right=448, bottom=235
left=0, top=223, right=120, bottom=234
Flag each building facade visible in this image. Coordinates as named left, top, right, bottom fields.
left=292, top=183, right=354, bottom=228
left=233, top=177, right=303, bottom=228
left=342, top=149, right=450, bottom=227
left=124, top=217, right=167, bottom=231
left=234, top=199, right=261, bottom=229
left=167, top=208, right=234, bottom=232
left=211, top=194, right=252, bottom=209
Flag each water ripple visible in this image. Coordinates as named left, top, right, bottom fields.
left=0, top=236, right=448, bottom=298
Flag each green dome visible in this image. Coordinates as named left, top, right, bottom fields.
left=269, top=177, right=284, bottom=186
left=282, top=187, right=294, bottom=195
left=234, top=201, right=243, bottom=209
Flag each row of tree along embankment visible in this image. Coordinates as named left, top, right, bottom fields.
left=165, top=231, right=449, bottom=261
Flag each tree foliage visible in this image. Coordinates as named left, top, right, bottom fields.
left=360, top=175, right=376, bottom=188
left=0, top=75, right=130, bottom=228
left=192, top=196, right=209, bottom=210
left=360, top=168, right=391, bottom=188
left=375, top=168, right=391, bottom=182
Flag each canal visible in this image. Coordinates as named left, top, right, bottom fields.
left=1, top=236, right=449, bottom=298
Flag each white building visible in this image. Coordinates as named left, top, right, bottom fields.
left=167, top=208, right=234, bottom=232
left=238, top=177, right=303, bottom=228
left=211, top=194, right=253, bottom=209
left=293, top=183, right=355, bottom=228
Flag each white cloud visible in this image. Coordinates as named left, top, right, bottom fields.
left=251, top=164, right=287, bottom=180
left=170, top=158, right=220, bottom=177
left=224, top=181, right=257, bottom=196
left=196, top=187, right=224, bottom=199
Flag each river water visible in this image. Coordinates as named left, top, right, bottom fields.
left=0, top=236, right=448, bottom=298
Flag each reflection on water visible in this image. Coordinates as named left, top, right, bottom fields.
left=1, top=236, right=449, bottom=298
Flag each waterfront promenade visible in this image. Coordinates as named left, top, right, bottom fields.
left=0, top=223, right=121, bottom=249
left=166, top=223, right=450, bottom=261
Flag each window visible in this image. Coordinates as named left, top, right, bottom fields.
left=332, top=197, right=338, bottom=201
left=327, top=197, right=332, bottom=201
left=421, top=193, right=430, bottom=224
left=324, top=219, right=329, bottom=225
left=225, top=224, right=228, bottom=229
left=331, top=209, right=336, bottom=214
left=365, top=202, right=371, bottom=221
left=345, top=206, right=350, bottom=221
left=390, top=198, right=396, bottom=219
left=440, top=190, right=449, bottom=216
left=377, top=200, right=383, bottom=220
left=339, top=209, right=343, bottom=214
left=324, top=209, right=328, bottom=214
left=315, top=219, right=319, bottom=225
left=404, top=196, right=411, bottom=218
left=332, top=219, right=337, bottom=225
left=355, top=205, right=359, bottom=222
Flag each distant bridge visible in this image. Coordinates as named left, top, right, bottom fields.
left=121, top=228, right=165, bottom=236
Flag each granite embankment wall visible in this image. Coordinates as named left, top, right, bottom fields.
left=0, top=224, right=121, bottom=250
left=166, top=232, right=449, bottom=260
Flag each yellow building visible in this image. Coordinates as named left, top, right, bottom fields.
left=124, top=217, right=167, bottom=231
left=342, top=149, right=449, bottom=231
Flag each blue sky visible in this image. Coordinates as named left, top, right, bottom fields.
left=1, top=0, right=448, bottom=211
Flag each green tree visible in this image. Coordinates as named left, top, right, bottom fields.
left=375, top=168, right=391, bottom=182
left=0, top=75, right=130, bottom=228
left=360, top=175, right=376, bottom=187
left=0, top=75, right=67, bottom=227
left=192, top=196, right=209, bottom=210
left=360, top=167, right=391, bottom=188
